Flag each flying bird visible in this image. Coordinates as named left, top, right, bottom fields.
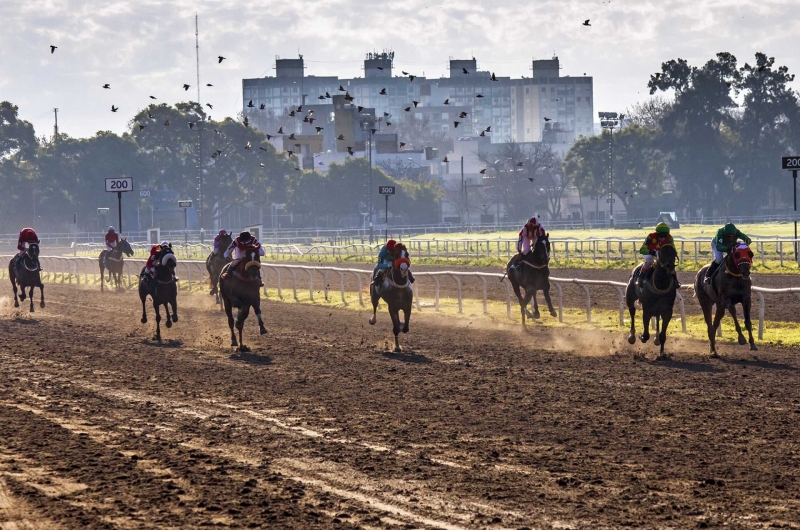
left=297, top=105, right=303, bottom=112
left=266, top=134, right=274, bottom=140
left=479, top=169, right=486, bottom=174
left=188, top=122, right=195, bottom=129
left=218, top=55, right=226, bottom=63
left=149, top=96, right=156, bottom=99
left=399, top=142, right=406, bottom=148
left=443, top=156, right=449, bottom=162
left=259, top=103, right=266, bottom=110
left=245, top=141, right=252, bottom=149
left=402, top=71, right=409, bottom=75
left=386, top=121, right=392, bottom=126
left=517, top=162, right=524, bottom=167
left=288, top=133, right=296, bottom=140
left=260, top=163, right=266, bottom=168
left=358, top=106, right=364, bottom=112
left=380, top=88, right=387, bottom=95
left=243, top=116, right=250, bottom=127
left=371, top=128, right=377, bottom=135
left=462, top=67, right=469, bottom=74
left=453, top=121, right=460, bottom=128
left=102, top=84, right=110, bottom=89
left=206, top=83, right=213, bottom=87
left=409, top=75, right=415, bottom=82
left=476, top=94, right=484, bottom=98
left=247, top=100, right=254, bottom=108
left=444, top=99, right=450, bottom=105
left=286, top=150, right=294, bottom=156
left=325, top=91, right=331, bottom=98
left=315, top=126, right=324, bottom=134
left=259, top=146, right=268, bottom=151
left=485, top=126, right=491, bottom=132
left=377, top=66, right=384, bottom=70
left=318, top=95, right=326, bottom=100
left=278, top=127, right=284, bottom=134
left=459, top=111, right=467, bottom=118
left=479, top=131, right=486, bottom=137
left=412, top=101, right=419, bottom=107
left=528, top=177, right=534, bottom=182
left=544, top=117, right=552, bottom=122
left=147, top=112, right=155, bottom=119
left=183, top=84, right=190, bottom=91
left=50, top=45, right=57, bottom=54
left=337, top=134, right=345, bottom=140
left=339, top=85, right=346, bottom=91
left=383, top=112, right=391, bottom=117
left=583, top=19, right=591, bottom=26
left=344, top=92, right=354, bottom=102
left=164, top=119, right=171, bottom=126
left=289, top=110, right=296, bottom=116
left=347, top=146, right=354, bottom=155
left=111, top=105, right=118, bottom=112
left=206, top=103, right=213, bottom=109
left=138, top=124, right=146, bottom=131
left=404, top=107, right=411, bottom=112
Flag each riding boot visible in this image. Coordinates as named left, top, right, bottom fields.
left=637, top=267, right=649, bottom=288
left=704, top=261, right=720, bottom=284
left=672, top=272, right=681, bottom=288
left=372, top=270, right=384, bottom=288
left=408, top=270, right=415, bottom=284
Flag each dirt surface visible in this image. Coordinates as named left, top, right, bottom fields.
left=1, top=284, right=800, bottom=529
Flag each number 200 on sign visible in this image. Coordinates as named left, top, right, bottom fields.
left=105, top=177, right=133, bottom=192
left=782, top=156, right=800, bottom=169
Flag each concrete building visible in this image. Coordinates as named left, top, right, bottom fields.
left=242, top=54, right=594, bottom=149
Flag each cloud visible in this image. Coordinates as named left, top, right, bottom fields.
left=1, top=0, right=798, bottom=138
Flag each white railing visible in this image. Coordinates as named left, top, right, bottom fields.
left=2, top=256, right=797, bottom=341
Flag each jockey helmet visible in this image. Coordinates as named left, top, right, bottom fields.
left=655, top=222, right=670, bottom=234
left=218, top=229, right=228, bottom=237
left=107, top=226, right=116, bottom=233
left=160, top=241, right=170, bottom=247
left=386, top=239, right=397, bottom=252
left=239, top=231, right=252, bottom=242
left=722, top=222, right=738, bottom=235
left=527, top=216, right=539, bottom=226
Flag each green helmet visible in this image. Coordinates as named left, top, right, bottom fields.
left=721, top=222, right=738, bottom=235
left=655, top=222, right=670, bottom=234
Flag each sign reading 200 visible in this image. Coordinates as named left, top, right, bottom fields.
left=105, top=177, right=133, bottom=192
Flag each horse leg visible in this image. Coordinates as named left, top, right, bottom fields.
left=726, top=303, right=747, bottom=346
left=100, top=264, right=105, bottom=292
left=653, top=316, right=661, bottom=347
left=170, top=297, right=178, bottom=323
left=224, top=298, right=237, bottom=347
left=743, top=298, right=757, bottom=351
left=532, top=292, right=540, bottom=320
left=626, top=285, right=637, bottom=345
left=639, top=309, right=651, bottom=343
left=402, top=304, right=411, bottom=334
left=253, top=300, right=267, bottom=335
left=390, top=309, right=402, bottom=352
left=657, top=312, right=672, bottom=359
left=542, top=283, right=557, bottom=317
left=28, top=285, right=35, bottom=312
left=11, top=275, right=19, bottom=308
left=710, top=304, right=726, bottom=358
left=237, top=306, right=250, bottom=352
left=520, top=291, right=533, bottom=330
left=368, top=285, right=379, bottom=325
left=153, top=301, right=162, bottom=342
left=38, top=284, right=45, bottom=309
left=163, top=300, right=173, bottom=329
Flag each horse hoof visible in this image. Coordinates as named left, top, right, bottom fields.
left=239, top=345, right=250, bottom=353
left=533, top=311, right=541, bottom=320
left=639, top=335, right=649, bottom=344
left=402, top=326, right=409, bottom=333
left=172, top=315, right=179, bottom=323
left=710, top=352, right=720, bottom=359
left=394, top=347, right=402, bottom=353
left=166, top=320, right=172, bottom=328
left=738, top=337, right=747, bottom=346
left=369, top=317, right=376, bottom=325
left=627, top=335, right=636, bottom=345
left=654, top=338, right=661, bottom=346
left=40, top=302, right=45, bottom=308
left=260, top=326, right=268, bottom=335
left=549, top=310, right=557, bottom=317
left=750, top=344, right=758, bottom=351
left=141, top=317, right=147, bottom=324
left=14, top=301, right=19, bottom=308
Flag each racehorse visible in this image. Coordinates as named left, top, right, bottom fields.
left=505, top=233, right=556, bottom=329
left=219, top=245, right=267, bottom=351
left=139, top=247, right=179, bottom=342
left=206, top=232, right=232, bottom=304
left=99, top=238, right=134, bottom=292
left=625, top=243, right=679, bottom=359
left=369, top=243, right=413, bottom=353
left=694, top=243, right=757, bottom=356
left=8, top=243, right=45, bottom=312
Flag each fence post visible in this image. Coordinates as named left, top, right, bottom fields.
left=289, top=269, right=298, bottom=300
left=757, top=291, right=765, bottom=340
left=578, top=282, right=591, bottom=323
left=449, top=274, right=463, bottom=314
left=553, top=281, right=563, bottom=323
left=612, top=285, right=625, bottom=327
left=676, top=291, right=687, bottom=333
left=503, top=278, right=512, bottom=319
left=433, top=276, right=441, bottom=311
left=351, top=271, right=364, bottom=307
left=480, top=276, right=488, bottom=314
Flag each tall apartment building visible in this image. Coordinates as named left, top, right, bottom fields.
left=242, top=53, right=593, bottom=147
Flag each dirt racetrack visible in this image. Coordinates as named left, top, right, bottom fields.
left=1, top=284, right=799, bottom=529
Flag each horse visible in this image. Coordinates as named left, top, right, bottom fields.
left=219, top=245, right=267, bottom=351
left=206, top=232, right=233, bottom=304
left=8, top=243, right=45, bottom=312
left=625, top=244, right=679, bottom=359
left=694, top=243, right=757, bottom=357
left=139, top=248, right=179, bottom=342
left=99, top=239, right=134, bottom=292
left=369, top=243, right=413, bottom=353
left=505, top=233, right=557, bottom=329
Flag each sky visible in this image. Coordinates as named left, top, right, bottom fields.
left=1, top=0, right=798, bottom=139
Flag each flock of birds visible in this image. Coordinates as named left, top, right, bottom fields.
left=47, top=14, right=600, bottom=174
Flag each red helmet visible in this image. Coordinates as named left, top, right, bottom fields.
left=527, top=216, right=539, bottom=226
left=386, top=239, right=397, bottom=252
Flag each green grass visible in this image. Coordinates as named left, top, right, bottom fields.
left=410, top=222, right=800, bottom=241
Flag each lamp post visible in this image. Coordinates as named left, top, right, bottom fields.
left=599, top=112, right=620, bottom=228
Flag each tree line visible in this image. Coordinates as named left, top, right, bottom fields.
left=0, top=101, right=441, bottom=232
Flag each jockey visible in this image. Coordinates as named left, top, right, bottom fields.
left=104, top=226, right=120, bottom=253
left=517, top=216, right=546, bottom=257
left=704, top=223, right=752, bottom=284
left=223, top=231, right=265, bottom=284
left=142, top=244, right=161, bottom=283
left=373, top=239, right=414, bottom=286
left=638, top=222, right=680, bottom=287
left=16, top=227, right=41, bottom=270
left=17, top=227, right=39, bottom=256
left=212, top=229, right=229, bottom=256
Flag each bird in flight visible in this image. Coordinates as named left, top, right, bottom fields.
left=111, top=105, right=118, bottom=112
left=337, top=134, right=345, bottom=140
left=404, top=107, right=411, bottom=112
left=347, top=146, right=354, bottom=155
left=583, top=19, right=591, bottom=26
left=206, top=83, right=213, bottom=87
left=402, top=70, right=409, bottom=75
left=50, top=45, right=57, bottom=54
left=443, top=156, right=449, bottom=162
left=260, top=163, right=265, bottom=168
left=164, top=119, right=171, bottom=126
left=479, top=131, right=486, bottom=137
left=288, top=133, right=296, bottom=140
left=339, top=85, right=346, bottom=91
left=286, top=150, right=294, bottom=157
left=188, top=122, right=195, bottom=129
left=218, top=55, right=226, bottom=63
left=518, top=162, right=524, bottom=167
left=476, top=94, right=484, bottom=98
left=147, top=112, right=155, bottom=119
left=399, top=142, right=406, bottom=148
left=259, top=103, right=266, bottom=110
left=149, top=95, right=156, bottom=99
left=259, top=146, right=268, bottom=151
left=358, top=106, right=364, bottom=112
left=243, top=116, right=250, bottom=127
left=412, top=101, right=419, bottom=107
left=380, top=88, right=387, bottom=95
left=371, top=128, right=377, bottom=135
left=490, top=73, right=498, bottom=81
left=544, top=117, right=552, bottom=122
left=479, top=169, right=486, bottom=174
left=528, top=177, right=534, bottom=182
left=453, top=121, right=460, bottom=128
left=444, top=99, right=450, bottom=105
left=409, top=75, right=415, bottom=82
left=183, top=84, right=190, bottom=91
left=266, top=134, right=274, bottom=140
left=462, top=67, right=470, bottom=74
left=277, top=127, right=284, bottom=134
left=138, top=124, right=146, bottom=131
left=377, top=66, right=384, bottom=70
left=459, top=111, right=468, bottom=118
left=247, top=100, right=255, bottom=108
left=245, top=141, right=252, bottom=149
left=102, top=84, right=110, bottom=89
left=206, top=103, right=213, bottom=109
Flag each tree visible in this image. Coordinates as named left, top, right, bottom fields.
left=394, top=115, right=452, bottom=154
left=649, top=53, right=741, bottom=216
left=624, top=96, right=673, bottom=129
left=0, top=101, right=38, bottom=230
left=539, top=152, right=571, bottom=221
left=564, top=125, right=667, bottom=214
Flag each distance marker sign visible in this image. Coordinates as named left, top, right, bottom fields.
left=178, top=200, right=193, bottom=208
left=105, top=177, right=133, bottom=192
left=378, top=185, right=396, bottom=195
left=781, top=156, right=800, bottom=170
